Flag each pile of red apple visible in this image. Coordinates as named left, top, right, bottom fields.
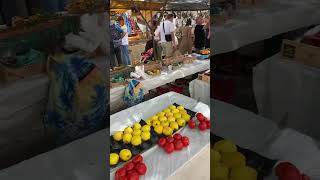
left=158, top=133, right=190, bottom=154
left=275, top=162, right=311, bottom=180
left=115, top=155, right=147, bottom=180
left=188, top=112, right=210, bottom=131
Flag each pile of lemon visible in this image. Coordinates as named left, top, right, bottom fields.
left=145, top=105, right=191, bottom=136
left=212, top=140, right=258, bottom=180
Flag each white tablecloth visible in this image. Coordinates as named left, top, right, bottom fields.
left=189, top=79, right=210, bottom=105
left=253, top=54, right=320, bottom=140
left=212, top=0, right=320, bottom=55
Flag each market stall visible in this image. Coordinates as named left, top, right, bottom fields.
left=189, top=70, right=210, bottom=105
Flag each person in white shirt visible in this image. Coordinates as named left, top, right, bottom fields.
left=158, top=14, right=176, bottom=58
left=117, top=16, right=131, bottom=65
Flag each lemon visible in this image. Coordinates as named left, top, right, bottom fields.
left=161, top=121, right=170, bottom=127
left=159, top=116, right=168, bottom=122
left=132, top=129, right=142, bottom=136
left=141, top=125, right=151, bottom=132
left=221, top=152, right=246, bottom=168
left=169, top=105, right=176, bottom=110
left=154, top=125, right=163, bottom=134
left=182, top=114, right=191, bottom=122
left=173, top=113, right=182, bottom=119
left=165, top=112, right=173, bottom=118
left=131, top=136, right=142, bottom=146
left=171, top=109, right=180, bottom=114
left=230, top=166, right=258, bottom=180
left=123, top=133, right=132, bottom=144
left=177, top=118, right=186, bottom=127
left=152, top=120, right=161, bottom=127
left=214, top=140, right=237, bottom=153
left=167, top=117, right=176, bottom=122
left=177, top=105, right=184, bottom=111
left=113, top=131, right=123, bottom=141
left=212, top=164, right=229, bottom=179
left=151, top=115, right=158, bottom=121
left=170, top=122, right=179, bottom=131
left=211, top=149, right=221, bottom=164
left=145, top=119, right=152, bottom=126
left=133, top=123, right=141, bottom=130
left=163, top=127, right=173, bottom=136
left=124, top=127, right=133, bottom=134
left=110, top=153, right=119, bottom=165
left=141, top=131, right=151, bottom=141
left=180, top=110, right=188, bottom=115
left=163, top=108, right=171, bottom=113
left=157, top=112, right=165, bottom=117
left=119, top=149, right=132, bottom=161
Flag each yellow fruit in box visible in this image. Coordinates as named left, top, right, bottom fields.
left=214, top=140, right=237, bottom=153
left=119, top=149, right=132, bottom=161
left=141, top=131, right=151, bottom=141
left=157, top=112, right=165, bottom=117
left=212, top=164, right=229, bottom=179
left=169, top=105, right=176, bottom=110
left=110, top=153, right=119, bottom=165
left=211, top=149, right=221, bottom=164
left=163, top=108, right=171, bottom=113
left=133, top=123, right=141, bottom=130
left=161, top=121, right=170, bottom=127
left=145, top=119, right=152, bottom=126
left=163, top=127, right=173, bottom=136
left=230, top=166, right=258, bottom=180
left=177, top=105, right=185, bottom=111
left=180, top=110, right=188, bottom=115
left=141, top=125, right=151, bottom=132
left=171, top=109, right=180, bottom=114
left=167, top=117, right=176, bottom=122
left=177, top=118, right=186, bottom=127
left=165, top=112, right=174, bottom=118
left=221, top=152, right=246, bottom=168
left=173, top=113, right=182, bottom=119
left=152, top=120, right=161, bottom=127
left=113, top=131, right=123, bottom=141
left=132, top=129, right=142, bottom=136
left=151, top=115, right=158, bottom=121
left=182, top=114, right=191, bottom=122
left=123, top=133, right=132, bottom=144
left=131, top=136, right=142, bottom=146
left=124, top=127, right=133, bottom=134
left=154, top=125, right=163, bottom=134
left=170, top=122, right=179, bottom=131
left=159, top=116, right=167, bottom=122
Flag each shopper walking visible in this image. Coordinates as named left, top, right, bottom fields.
left=110, top=20, right=124, bottom=67
left=194, top=17, right=206, bottom=53
left=159, top=14, right=176, bottom=58
left=118, top=16, right=131, bottom=65
left=179, top=19, right=194, bottom=55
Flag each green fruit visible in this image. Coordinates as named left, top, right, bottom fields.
left=131, top=136, right=142, bottom=146
left=141, top=125, right=151, bottom=132
left=113, top=131, right=123, bottom=141
left=124, top=127, right=133, bottom=134
left=141, top=131, right=151, bottom=141
left=110, top=153, right=119, bottom=165
left=123, top=133, right=132, bottom=144
left=119, top=149, right=132, bottom=161
left=132, top=129, right=142, bottom=136
left=154, top=125, right=163, bottom=134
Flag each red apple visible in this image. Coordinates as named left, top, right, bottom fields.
left=196, top=113, right=205, bottom=122
left=198, top=122, right=207, bottom=131
left=166, top=136, right=175, bottom=144
left=135, top=163, right=147, bottom=175
left=127, top=171, right=139, bottom=180
left=173, top=133, right=182, bottom=140
left=132, top=155, right=143, bottom=164
left=115, top=168, right=126, bottom=180
left=188, top=120, right=196, bottom=129
left=182, top=136, right=190, bottom=147
left=174, top=140, right=184, bottom=151
left=124, top=162, right=135, bottom=171
left=164, top=142, right=175, bottom=154
left=275, top=162, right=299, bottom=177
left=158, top=137, right=167, bottom=147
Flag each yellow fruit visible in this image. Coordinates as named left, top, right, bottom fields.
left=154, top=125, right=164, bottom=134
left=230, top=166, right=258, bottom=180
left=214, top=140, right=237, bottom=153
left=145, top=119, right=152, bottom=126
left=163, top=127, right=173, bottom=136
left=212, top=164, right=229, bottom=179
left=141, top=125, right=151, bottom=132
left=132, top=129, right=142, bottom=136
left=163, top=109, right=171, bottom=113
left=169, top=105, right=176, bottom=110
left=165, top=112, right=173, bottom=118
left=110, top=153, right=119, bottom=165
left=161, top=121, right=170, bottom=127
left=157, top=112, right=165, bottom=117
left=177, top=105, right=184, bottom=111
left=211, top=149, right=221, bottom=164
left=151, top=115, right=158, bottom=121
left=123, top=133, right=132, bottom=144
left=131, top=136, right=142, bottom=146
left=180, top=110, right=188, bottom=115
left=167, top=117, right=176, bottom=122
left=141, top=131, right=151, bottom=141
left=113, top=131, right=123, bottom=141
left=119, top=149, right=132, bottom=161
left=170, top=122, right=179, bottom=131
left=182, top=114, right=191, bottom=122
left=152, top=120, right=161, bottom=127
left=133, top=123, right=141, bottom=130
left=173, top=113, right=182, bottom=119
left=124, top=127, right=133, bottom=134
left=171, top=109, right=180, bottom=114
left=177, top=118, right=186, bottom=127
left=159, top=116, right=168, bottom=122
left=221, top=152, right=246, bottom=168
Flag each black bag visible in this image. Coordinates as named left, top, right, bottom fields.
left=163, top=22, right=172, bottom=42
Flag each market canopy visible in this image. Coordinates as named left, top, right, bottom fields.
left=110, top=0, right=210, bottom=11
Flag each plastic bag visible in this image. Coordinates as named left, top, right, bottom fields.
left=123, top=79, right=144, bottom=107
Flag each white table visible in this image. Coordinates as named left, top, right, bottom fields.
left=212, top=0, right=320, bottom=55
left=253, top=54, right=320, bottom=140
left=189, top=79, right=210, bottom=105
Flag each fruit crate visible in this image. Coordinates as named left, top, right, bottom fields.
left=110, top=103, right=197, bottom=172
left=211, top=133, right=277, bottom=180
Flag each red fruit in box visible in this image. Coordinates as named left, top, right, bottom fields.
left=127, top=171, right=139, bottom=180
left=173, top=133, right=182, bottom=140
left=158, top=138, right=167, bottom=147
left=199, top=122, right=207, bottom=131
left=166, top=136, right=175, bottom=143
left=135, top=163, right=147, bottom=175
left=181, top=136, right=190, bottom=147
left=196, top=113, right=205, bottom=122
left=173, top=140, right=184, bottom=151
left=188, top=120, right=196, bottom=129
left=124, top=162, right=135, bottom=171
left=164, top=142, right=175, bottom=154
left=302, top=174, right=311, bottom=180
left=132, top=155, right=143, bottom=164
left=115, top=168, right=126, bottom=180
left=275, top=162, right=300, bottom=177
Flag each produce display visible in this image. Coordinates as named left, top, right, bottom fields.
left=158, top=133, right=190, bottom=154
left=114, top=154, right=147, bottom=180
left=146, top=69, right=161, bottom=76
left=110, top=104, right=197, bottom=170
